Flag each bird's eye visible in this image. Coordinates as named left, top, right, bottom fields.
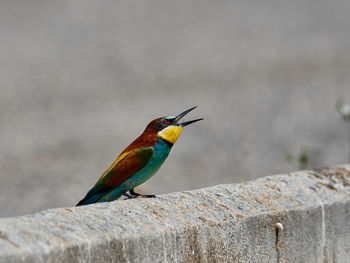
left=163, top=119, right=170, bottom=125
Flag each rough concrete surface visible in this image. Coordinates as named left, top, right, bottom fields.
left=1, top=0, right=350, bottom=217
left=0, top=165, right=349, bottom=262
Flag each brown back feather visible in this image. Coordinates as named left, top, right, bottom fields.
left=120, top=117, right=162, bottom=154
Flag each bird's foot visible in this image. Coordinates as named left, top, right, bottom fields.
left=140, top=194, right=156, bottom=198
left=130, top=189, right=156, bottom=198
left=121, top=191, right=137, bottom=199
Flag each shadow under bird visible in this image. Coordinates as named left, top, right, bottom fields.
left=77, top=107, right=203, bottom=206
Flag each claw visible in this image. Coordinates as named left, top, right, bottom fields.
left=121, top=191, right=136, bottom=199
left=130, top=189, right=156, bottom=198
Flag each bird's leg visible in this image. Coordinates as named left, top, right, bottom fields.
left=121, top=190, right=136, bottom=199
left=130, top=188, right=156, bottom=198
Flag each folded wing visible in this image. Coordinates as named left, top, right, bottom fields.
left=76, top=146, right=154, bottom=205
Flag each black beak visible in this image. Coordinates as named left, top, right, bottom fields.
left=174, top=106, right=203, bottom=127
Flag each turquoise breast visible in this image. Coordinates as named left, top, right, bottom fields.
left=122, top=138, right=172, bottom=190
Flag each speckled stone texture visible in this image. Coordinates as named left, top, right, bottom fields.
left=0, top=165, right=350, bottom=262
left=1, top=0, right=350, bottom=218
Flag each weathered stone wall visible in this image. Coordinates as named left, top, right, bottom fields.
left=0, top=165, right=350, bottom=262
left=1, top=0, right=350, bottom=218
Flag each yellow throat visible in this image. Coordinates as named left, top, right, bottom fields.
left=158, top=125, right=183, bottom=144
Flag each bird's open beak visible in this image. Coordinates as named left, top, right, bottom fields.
left=174, top=106, right=203, bottom=127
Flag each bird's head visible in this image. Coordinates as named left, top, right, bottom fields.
left=146, top=106, right=203, bottom=144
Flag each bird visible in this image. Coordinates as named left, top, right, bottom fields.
left=76, top=106, right=203, bottom=206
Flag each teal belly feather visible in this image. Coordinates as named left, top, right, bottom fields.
left=98, top=138, right=171, bottom=202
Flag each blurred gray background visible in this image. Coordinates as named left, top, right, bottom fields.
left=1, top=0, right=350, bottom=217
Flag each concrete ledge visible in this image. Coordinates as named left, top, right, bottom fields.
left=1, top=165, right=350, bottom=262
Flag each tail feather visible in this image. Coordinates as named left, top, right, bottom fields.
left=76, top=192, right=106, bottom=206
left=76, top=185, right=111, bottom=206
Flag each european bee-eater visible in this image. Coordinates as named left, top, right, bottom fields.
left=76, top=107, right=203, bottom=206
